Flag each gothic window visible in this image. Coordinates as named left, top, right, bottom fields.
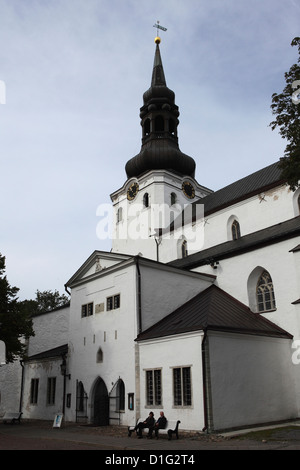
left=143, top=192, right=149, bottom=208
left=155, top=115, right=164, bottom=132
left=116, top=379, right=125, bottom=412
left=96, top=348, right=103, bottom=363
left=231, top=220, right=241, bottom=240
left=256, top=270, right=276, bottom=312
left=181, top=240, right=188, bottom=258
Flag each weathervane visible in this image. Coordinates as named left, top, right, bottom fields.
left=153, top=21, right=167, bottom=43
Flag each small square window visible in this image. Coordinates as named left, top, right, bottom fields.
left=114, top=294, right=120, bottom=309
left=107, top=297, right=113, bottom=311
left=107, top=294, right=120, bottom=311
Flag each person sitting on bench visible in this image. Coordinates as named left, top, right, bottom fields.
left=135, top=411, right=155, bottom=438
left=147, top=411, right=167, bottom=439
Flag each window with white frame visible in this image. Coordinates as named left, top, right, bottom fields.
left=30, top=378, right=39, bottom=404
left=107, top=294, right=120, bottom=311
left=173, top=366, right=192, bottom=406
left=47, top=377, right=56, bottom=405
left=146, top=369, right=162, bottom=406
left=81, top=302, right=93, bottom=317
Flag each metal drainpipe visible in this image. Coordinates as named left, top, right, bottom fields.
left=135, top=257, right=142, bottom=334
left=19, top=360, right=24, bottom=414
left=201, top=330, right=210, bottom=433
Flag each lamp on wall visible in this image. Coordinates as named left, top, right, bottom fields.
left=60, top=358, right=71, bottom=380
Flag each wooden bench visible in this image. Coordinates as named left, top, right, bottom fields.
left=2, top=412, right=23, bottom=424
left=128, top=418, right=180, bottom=440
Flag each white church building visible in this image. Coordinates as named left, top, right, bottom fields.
left=1, top=37, right=300, bottom=433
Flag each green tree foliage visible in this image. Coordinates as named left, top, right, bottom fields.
left=34, top=289, right=70, bottom=313
left=0, top=254, right=34, bottom=363
left=270, top=37, right=300, bottom=190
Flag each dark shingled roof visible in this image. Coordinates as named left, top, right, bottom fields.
left=136, top=285, right=292, bottom=341
left=197, top=161, right=284, bottom=216
left=170, top=216, right=300, bottom=270
left=26, top=344, right=68, bottom=362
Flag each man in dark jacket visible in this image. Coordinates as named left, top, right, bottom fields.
left=147, top=411, right=167, bottom=438
left=136, top=412, right=155, bottom=438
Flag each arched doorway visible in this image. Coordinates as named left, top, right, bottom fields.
left=93, top=377, right=109, bottom=426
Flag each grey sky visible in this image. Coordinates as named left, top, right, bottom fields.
left=0, top=0, right=298, bottom=300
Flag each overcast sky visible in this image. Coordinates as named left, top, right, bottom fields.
left=0, top=0, right=299, bottom=300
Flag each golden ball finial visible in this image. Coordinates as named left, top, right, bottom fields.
left=155, top=36, right=161, bottom=44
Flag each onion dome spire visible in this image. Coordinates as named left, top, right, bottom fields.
left=125, top=38, right=196, bottom=179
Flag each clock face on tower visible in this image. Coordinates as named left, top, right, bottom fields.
left=127, top=182, right=139, bottom=200
left=182, top=181, right=195, bottom=199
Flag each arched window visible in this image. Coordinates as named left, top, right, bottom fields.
left=170, top=192, right=177, bottom=206
left=116, top=379, right=125, bottom=412
left=256, top=270, right=276, bottom=312
left=143, top=193, right=149, bottom=208
left=181, top=240, right=188, bottom=258
left=144, top=118, right=150, bottom=136
left=169, top=118, right=175, bottom=135
left=96, top=347, right=103, bottom=363
left=155, top=115, right=164, bottom=132
left=117, top=207, right=122, bottom=223
left=298, top=194, right=300, bottom=214
left=231, top=220, right=241, bottom=240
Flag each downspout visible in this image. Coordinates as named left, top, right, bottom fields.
left=135, top=257, right=142, bottom=419
left=64, top=284, right=71, bottom=296
left=135, top=257, right=142, bottom=334
left=19, top=360, right=25, bottom=414
left=201, top=329, right=213, bottom=433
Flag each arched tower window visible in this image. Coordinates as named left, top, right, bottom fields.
left=96, top=348, right=103, bottom=363
left=169, top=118, right=175, bottom=135
left=231, top=220, right=241, bottom=240
left=117, top=207, right=123, bottom=223
left=256, top=270, right=276, bottom=312
left=155, top=115, right=164, bottom=132
left=298, top=194, right=300, bottom=214
left=143, top=193, right=149, bottom=208
left=144, top=118, right=150, bottom=136
left=170, top=192, right=177, bottom=206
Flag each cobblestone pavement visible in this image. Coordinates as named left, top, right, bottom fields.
left=1, top=420, right=300, bottom=452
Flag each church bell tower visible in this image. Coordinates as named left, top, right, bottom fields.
left=110, top=36, right=211, bottom=259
